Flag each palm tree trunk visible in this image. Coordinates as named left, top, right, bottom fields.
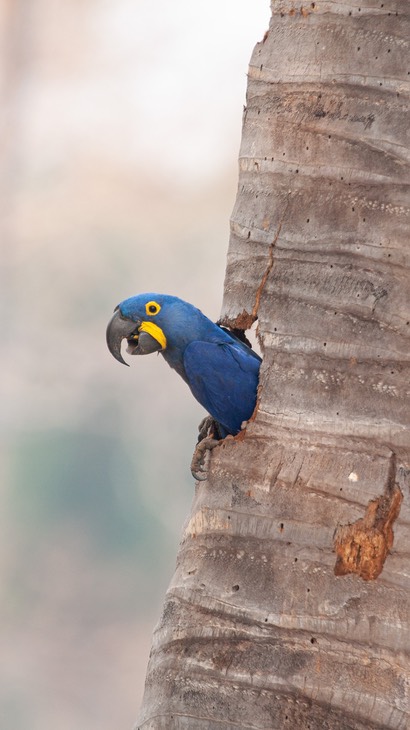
left=137, top=2, right=410, bottom=727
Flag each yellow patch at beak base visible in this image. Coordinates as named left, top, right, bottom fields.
left=139, top=321, right=167, bottom=350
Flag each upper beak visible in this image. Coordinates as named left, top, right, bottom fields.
left=106, top=308, right=162, bottom=366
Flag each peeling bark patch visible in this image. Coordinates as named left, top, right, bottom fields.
left=227, top=307, right=255, bottom=330
left=333, top=485, right=403, bottom=581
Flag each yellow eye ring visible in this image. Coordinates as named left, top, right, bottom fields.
left=145, top=300, right=161, bottom=316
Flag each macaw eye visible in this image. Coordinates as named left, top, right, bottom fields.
left=145, top=301, right=161, bottom=316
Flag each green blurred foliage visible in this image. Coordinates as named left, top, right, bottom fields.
left=10, top=429, right=152, bottom=554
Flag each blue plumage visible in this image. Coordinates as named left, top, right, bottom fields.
left=184, top=341, right=260, bottom=436
left=107, top=293, right=261, bottom=437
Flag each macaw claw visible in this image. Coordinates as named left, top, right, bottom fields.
left=190, top=435, right=221, bottom=481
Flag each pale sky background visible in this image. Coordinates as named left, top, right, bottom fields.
left=22, top=0, right=270, bottom=182
left=1, top=2, right=270, bottom=728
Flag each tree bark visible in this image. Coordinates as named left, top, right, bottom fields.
left=137, top=2, right=410, bottom=728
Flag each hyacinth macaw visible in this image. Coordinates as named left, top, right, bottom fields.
left=106, top=293, right=261, bottom=478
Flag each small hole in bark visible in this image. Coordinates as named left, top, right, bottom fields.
left=306, top=218, right=310, bottom=223
left=232, top=584, right=240, bottom=592
left=363, top=218, right=366, bottom=222
left=280, top=522, right=284, bottom=531
left=265, top=617, right=268, bottom=622
left=311, top=637, right=317, bottom=644
left=340, top=487, right=343, bottom=491
left=307, top=588, right=311, bottom=593
left=336, top=411, right=339, bottom=415
left=311, top=2, right=315, bottom=7
left=330, top=264, right=333, bottom=268
left=323, top=342, right=327, bottom=347
left=352, top=207, right=355, bottom=211
left=387, top=49, right=391, bottom=53
left=357, top=47, right=360, bottom=51
left=227, top=515, right=231, bottom=519
left=294, top=557, right=298, bottom=563
left=340, top=176, right=344, bottom=180
left=295, top=169, right=299, bottom=173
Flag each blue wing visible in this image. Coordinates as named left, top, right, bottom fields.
left=183, top=340, right=260, bottom=435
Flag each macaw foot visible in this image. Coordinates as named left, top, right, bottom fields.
left=197, top=415, right=227, bottom=443
left=196, top=415, right=215, bottom=443
left=191, top=434, right=221, bottom=481
left=191, top=417, right=232, bottom=481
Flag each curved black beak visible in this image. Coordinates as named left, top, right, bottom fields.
left=106, top=308, right=162, bottom=366
left=106, top=308, right=136, bottom=366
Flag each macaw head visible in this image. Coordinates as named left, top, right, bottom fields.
left=106, top=292, right=205, bottom=366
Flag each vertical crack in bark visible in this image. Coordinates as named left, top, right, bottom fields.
left=250, top=213, right=285, bottom=322
left=333, top=454, right=403, bottom=581
left=228, top=197, right=290, bottom=331
left=222, top=199, right=291, bottom=430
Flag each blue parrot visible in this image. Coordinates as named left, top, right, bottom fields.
left=106, top=293, right=261, bottom=477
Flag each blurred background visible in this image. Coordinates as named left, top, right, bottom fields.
left=0, top=1, right=269, bottom=727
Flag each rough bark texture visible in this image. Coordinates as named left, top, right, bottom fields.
left=137, top=1, right=409, bottom=728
